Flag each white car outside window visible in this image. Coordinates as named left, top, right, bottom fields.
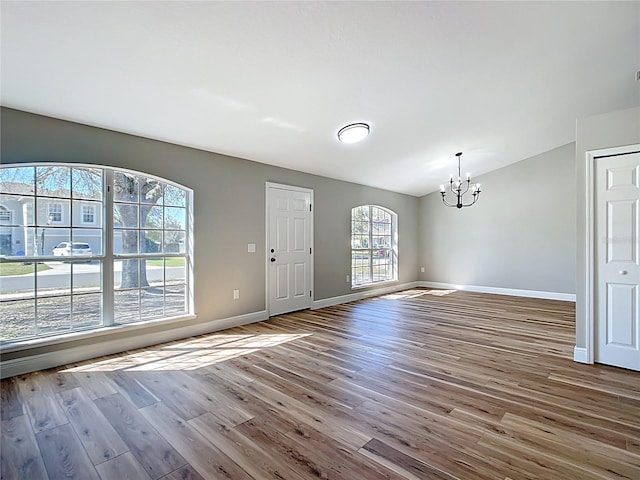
left=52, top=242, right=93, bottom=256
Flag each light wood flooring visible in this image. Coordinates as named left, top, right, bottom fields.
left=1, top=288, right=640, bottom=479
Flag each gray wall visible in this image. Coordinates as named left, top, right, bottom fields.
left=575, top=106, right=640, bottom=349
left=7, top=105, right=634, bottom=362
left=1, top=107, right=419, bottom=359
left=419, top=143, right=576, bottom=295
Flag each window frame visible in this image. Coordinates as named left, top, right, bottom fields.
left=0, top=163, right=195, bottom=349
left=47, top=202, right=63, bottom=224
left=80, top=203, right=96, bottom=225
left=351, top=204, right=398, bottom=288
left=0, top=207, right=11, bottom=224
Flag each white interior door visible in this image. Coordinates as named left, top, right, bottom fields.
left=267, top=184, right=313, bottom=316
left=595, top=152, right=640, bottom=371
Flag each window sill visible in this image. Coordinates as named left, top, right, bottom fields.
left=0, top=313, right=197, bottom=354
left=351, top=279, right=398, bottom=291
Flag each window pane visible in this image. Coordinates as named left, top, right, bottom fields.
left=115, top=230, right=139, bottom=255
left=143, top=206, right=163, bottom=228
left=0, top=167, right=35, bottom=195
left=164, top=231, right=185, bottom=253
left=164, top=207, right=186, bottom=230
left=73, top=200, right=101, bottom=227
left=144, top=257, right=164, bottom=286
left=0, top=267, right=35, bottom=340
left=114, top=172, right=139, bottom=203
left=140, top=178, right=163, bottom=205
left=141, top=287, right=165, bottom=321
left=114, top=290, right=140, bottom=325
left=38, top=199, right=70, bottom=226
left=46, top=228, right=73, bottom=257
left=72, top=167, right=102, bottom=200
left=114, top=203, right=138, bottom=228
left=166, top=258, right=186, bottom=285
left=164, top=184, right=186, bottom=207
left=36, top=166, right=71, bottom=198
left=71, top=221, right=102, bottom=253
left=141, top=230, right=162, bottom=254
left=72, top=292, right=102, bottom=329
left=115, top=259, right=140, bottom=289
left=165, top=283, right=186, bottom=317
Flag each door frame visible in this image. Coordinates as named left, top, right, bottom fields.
left=265, top=182, right=314, bottom=316
left=583, top=143, right=640, bottom=364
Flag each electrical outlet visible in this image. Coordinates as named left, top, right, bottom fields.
left=233, top=289, right=240, bottom=300
left=346, top=275, right=350, bottom=283
left=420, top=267, right=425, bottom=273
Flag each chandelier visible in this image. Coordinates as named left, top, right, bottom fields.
left=440, top=152, right=481, bottom=209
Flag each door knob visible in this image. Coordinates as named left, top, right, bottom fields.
left=270, top=258, right=276, bottom=262
left=619, top=270, right=628, bottom=275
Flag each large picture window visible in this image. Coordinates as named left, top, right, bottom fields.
left=0, top=164, right=193, bottom=344
left=351, top=205, right=397, bottom=287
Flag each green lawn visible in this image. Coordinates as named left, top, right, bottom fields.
left=0, top=263, right=52, bottom=276
left=146, top=258, right=185, bottom=267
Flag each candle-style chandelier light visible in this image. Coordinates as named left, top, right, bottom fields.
left=440, top=152, right=481, bottom=209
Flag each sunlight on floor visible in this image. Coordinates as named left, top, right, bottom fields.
left=382, top=289, right=457, bottom=299
left=61, top=332, right=311, bottom=372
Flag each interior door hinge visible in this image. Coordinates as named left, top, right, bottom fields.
left=309, top=247, right=312, bottom=254
left=309, top=290, right=312, bottom=298
left=309, top=204, right=312, bottom=212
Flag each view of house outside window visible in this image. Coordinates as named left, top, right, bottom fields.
left=0, top=164, right=193, bottom=343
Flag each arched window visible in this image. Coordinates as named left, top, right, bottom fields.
left=351, top=205, right=397, bottom=287
left=0, top=164, right=193, bottom=343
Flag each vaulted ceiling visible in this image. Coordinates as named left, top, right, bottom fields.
left=2, top=1, right=638, bottom=196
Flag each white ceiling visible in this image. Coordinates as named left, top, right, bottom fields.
left=2, top=1, right=639, bottom=197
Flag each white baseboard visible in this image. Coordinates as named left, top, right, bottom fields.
left=573, top=346, right=590, bottom=364
left=419, top=281, right=576, bottom=302
left=0, top=310, right=268, bottom=379
left=312, top=281, right=420, bottom=309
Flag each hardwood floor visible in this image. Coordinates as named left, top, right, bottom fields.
left=2, top=288, right=639, bottom=479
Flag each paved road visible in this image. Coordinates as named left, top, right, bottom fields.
left=1, top=262, right=184, bottom=292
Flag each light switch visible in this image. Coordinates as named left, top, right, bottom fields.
left=248, top=243, right=256, bottom=253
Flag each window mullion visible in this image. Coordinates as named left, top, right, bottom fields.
left=102, top=169, right=114, bottom=326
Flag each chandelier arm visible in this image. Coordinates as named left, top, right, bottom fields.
left=441, top=193, right=457, bottom=207
left=461, top=194, right=480, bottom=207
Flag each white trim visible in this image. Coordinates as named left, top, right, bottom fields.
left=265, top=182, right=314, bottom=316
left=573, top=346, right=590, bottom=364
left=0, top=310, right=267, bottom=379
left=419, top=281, right=576, bottom=302
left=583, top=144, right=640, bottom=365
left=313, top=281, right=420, bottom=309
left=47, top=202, right=64, bottom=224
left=80, top=203, right=97, bottom=225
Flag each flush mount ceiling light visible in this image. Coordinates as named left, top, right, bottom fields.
left=337, top=123, right=370, bottom=144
